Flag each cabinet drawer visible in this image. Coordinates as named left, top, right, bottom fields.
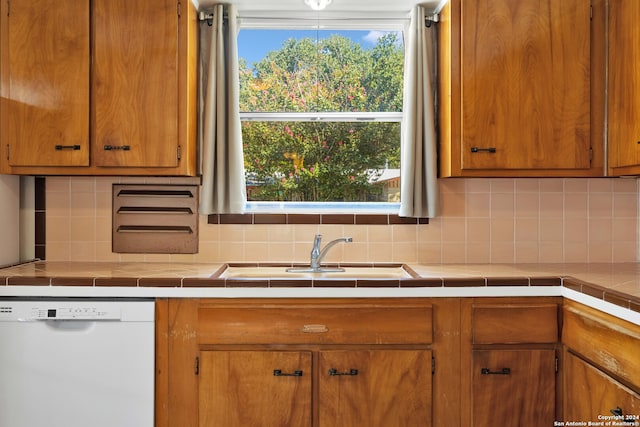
left=563, top=301, right=640, bottom=391
left=472, top=304, right=559, bottom=344
left=198, top=303, right=433, bottom=345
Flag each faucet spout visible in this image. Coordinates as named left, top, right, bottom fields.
left=310, top=234, right=322, bottom=268
left=310, top=234, right=353, bottom=270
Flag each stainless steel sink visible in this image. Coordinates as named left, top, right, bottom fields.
left=216, top=264, right=415, bottom=280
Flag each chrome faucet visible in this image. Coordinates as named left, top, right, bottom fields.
left=287, top=233, right=353, bottom=273
left=310, top=234, right=353, bottom=271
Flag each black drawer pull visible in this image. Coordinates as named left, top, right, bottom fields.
left=104, top=145, right=131, bottom=151
left=610, top=407, right=623, bottom=417
left=481, top=367, right=510, bottom=375
left=328, top=368, right=359, bottom=376
left=55, top=145, right=81, bottom=151
left=471, top=147, right=497, bottom=153
left=273, top=369, right=303, bottom=377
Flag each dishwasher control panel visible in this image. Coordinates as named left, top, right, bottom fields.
left=0, top=300, right=152, bottom=322
left=31, top=306, right=122, bottom=320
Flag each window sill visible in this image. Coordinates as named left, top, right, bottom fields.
left=207, top=203, right=429, bottom=225
left=207, top=212, right=428, bottom=225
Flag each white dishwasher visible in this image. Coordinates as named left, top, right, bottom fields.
left=0, top=298, right=155, bottom=427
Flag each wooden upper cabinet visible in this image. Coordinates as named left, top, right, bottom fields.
left=0, top=0, right=90, bottom=167
left=461, top=0, right=590, bottom=170
left=608, top=0, right=640, bottom=175
left=93, top=0, right=179, bottom=168
left=0, top=0, right=197, bottom=176
left=439, top=0, right=602, bottom=177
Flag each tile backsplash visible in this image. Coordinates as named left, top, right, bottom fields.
left=45, top=176, right=639, bottom=264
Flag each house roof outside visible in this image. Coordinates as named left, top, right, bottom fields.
left=368, top=168, right=400, bottom=184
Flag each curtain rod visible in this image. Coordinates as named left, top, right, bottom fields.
left=198, top=11, right=437, bottom=27
left=196, top=10, right=425, bottom=20
left=425, top=14, right=439, bottom=23
left=198, top=13, right=413, bottom=22
left=425, top=13, right=439, bottom=27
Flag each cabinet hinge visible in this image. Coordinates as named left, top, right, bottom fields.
left=194, top=356, right=199, bottom=375
left=432, top=357, right=435, bottom=374
left=5, top=144, right=9, bottom=160
left=590, top=4, right=593, bottom=20
left=177, top=145, right=182, bottom=161
left=555, top=357, right=559, bottom=373
left=177, top=1, right=181, bottom=18
left=589, top=147, right=593, bottom=165
left=6, top=0, right=9, bottom=16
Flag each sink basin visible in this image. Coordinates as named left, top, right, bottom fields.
left=216, top=264, right=415, bottom=280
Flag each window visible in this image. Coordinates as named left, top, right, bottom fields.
left=238, top=24, right=405, bottom=213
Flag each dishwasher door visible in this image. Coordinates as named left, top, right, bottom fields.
left=0, top=299, right=155, bottom=427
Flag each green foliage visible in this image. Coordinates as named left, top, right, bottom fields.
left=239, top=32, right=404, bottom=202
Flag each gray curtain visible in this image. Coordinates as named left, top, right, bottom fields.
left=199, top=4, right=246, bottom=215
left=399, top=6, right=439, bottom=218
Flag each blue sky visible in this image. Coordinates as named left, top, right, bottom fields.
left=238, top=29, right=394, bottom=67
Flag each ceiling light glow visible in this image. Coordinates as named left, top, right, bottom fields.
left=304, top=0, right=332, bottom=10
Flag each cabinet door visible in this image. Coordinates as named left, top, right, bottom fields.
left=318, top=349, right=432, bottom=427
left=472, top=349, right=556, bottom=427
left=199, top=350, right=312, bottom=427
left=93, top=0, right=179, bottom=168
left=565, top=351, right=640, bottom=422
left=608, top=0, right=640, bottom=170
left=1, top=0, right=89, bottom=167
left=460, top=0, right=591, bottom=171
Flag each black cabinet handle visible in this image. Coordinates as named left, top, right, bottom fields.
left=471, top=147, right=497, bottom=153
left=328, top=368, right=359, bottom=376
left=55, top=145, right=81, bottom=151
left=104, top=145, right=131, bottom=151
left=481, top=367, right=511, bottom=375
left=273, top=369, right=303, bottom=377
left=610, top=407, right=623, bottom=417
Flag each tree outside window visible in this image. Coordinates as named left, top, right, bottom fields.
left=239, top=30, right=404, bottom=203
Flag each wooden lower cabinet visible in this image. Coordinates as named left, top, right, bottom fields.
left=162, top=298, right=440, bottom=427
left=199, top=351, right=312, bottom=427
left=562, top=300, right=640, bottom=424
left=564, top=351, right=640, bottom=423
left=198, top=349, right=433, bottom=427
left=162, top=297, right=640, bottom=427
left=318, top=350, right=432, bottom=427
left=472, top=349, right=557, bottom=427
left=462, top=298, right=561, bottom=427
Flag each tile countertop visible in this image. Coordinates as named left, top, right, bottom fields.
left=0, top=261, right=639, bottom=325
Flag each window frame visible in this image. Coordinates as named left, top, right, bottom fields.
left=238, top=19, right=407, bottom=214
